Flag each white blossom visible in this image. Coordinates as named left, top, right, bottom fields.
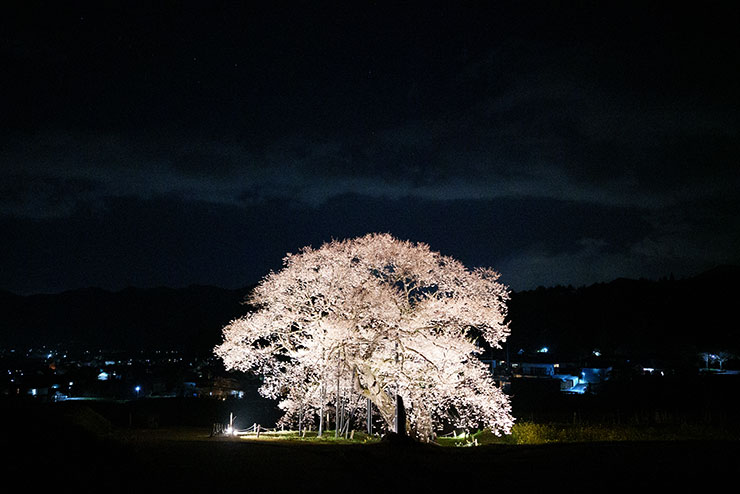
left=215, top=233, right=514, bottom=441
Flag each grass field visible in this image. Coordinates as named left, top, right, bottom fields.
left=117, top=429, right=740, bottom=492
left=4, top=402, right=739, bottom=493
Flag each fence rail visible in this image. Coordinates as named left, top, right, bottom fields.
left=211, top=421, right=283, bottom=437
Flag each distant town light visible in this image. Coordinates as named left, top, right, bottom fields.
left=537, top=347, right=549, bottom=353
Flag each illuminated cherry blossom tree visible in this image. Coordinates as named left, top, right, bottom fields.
left=215, top=233, right=514, bottom=441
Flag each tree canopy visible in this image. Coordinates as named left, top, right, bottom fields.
left=215, top=233, right=514, bottom=441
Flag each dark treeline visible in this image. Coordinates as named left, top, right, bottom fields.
left=0, top=285, right=255, bottom=353
left=1, top=266, right=738, bottom=363
left=505, top=265, right=740, bottom=365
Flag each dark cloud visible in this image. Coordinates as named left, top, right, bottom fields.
left=1, top=2, right=739, bottom=294
left=0, top=172, right=99, bottom=218
left=0, top=192, right=682, bottom=294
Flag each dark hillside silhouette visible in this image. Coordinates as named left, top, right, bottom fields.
left=505, top=265, right=740, bottom=364
left=1, top=266, right=738, bottom=363
left=0, top=285, right=254, bottom=352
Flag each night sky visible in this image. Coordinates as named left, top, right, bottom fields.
left=2, top=1, right=738, bottom=295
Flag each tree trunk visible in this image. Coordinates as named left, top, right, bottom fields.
left=353, top=364, right=396, bottom=431
left=335, top=366, right=340, bottom=438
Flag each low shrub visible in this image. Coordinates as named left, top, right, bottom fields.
left=470, top=421, right=740, bottom=445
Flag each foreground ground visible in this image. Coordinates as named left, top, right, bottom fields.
left=4, top=407, right=739, bottom=493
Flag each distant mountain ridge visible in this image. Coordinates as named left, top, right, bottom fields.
left=0, top=284, right=255, bottom=353
left=1, top=266, right=738, bottom=360
left=505, top=265, right=740, bottom=363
